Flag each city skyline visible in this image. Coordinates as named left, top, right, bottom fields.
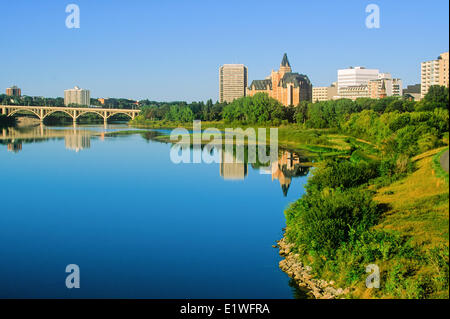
left=0, top=0, right=449, bottom=102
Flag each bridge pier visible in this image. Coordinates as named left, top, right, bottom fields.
left=1, top=107, right=6, bottom=115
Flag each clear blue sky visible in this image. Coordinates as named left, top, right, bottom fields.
left=0, top=0, right=448, bottom=102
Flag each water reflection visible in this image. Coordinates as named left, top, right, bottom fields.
left=220, top=148, right=248, bottom=180
left=64, top=133, right=91, bottom=152
left=0, top=123, right=312, bottom=298
left=7, top=142, right=22, bottom=153
left=1, top=124, right=312, bottom=196
left=1, top=124, right=96, bottom=153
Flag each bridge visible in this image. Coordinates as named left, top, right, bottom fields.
left=1, top=105, right=140, bottom=124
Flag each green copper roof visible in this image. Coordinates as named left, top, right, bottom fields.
left=279, top=72, right=311, bottom=88
left=281, top=53, right=291, bottom=67
left=250, top=79, right=272, bottom=90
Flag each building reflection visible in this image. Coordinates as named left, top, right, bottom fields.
left=269, top=151, right=310, bottom=196
left=65, top=133, right=91, bottom=152
left=220, top=148, right=248, bottom=180
left=1, top=124, right=94, bottom=152
left=218, top=147, right=310, bottom=193
left=7, top=142, right=22, bottom=153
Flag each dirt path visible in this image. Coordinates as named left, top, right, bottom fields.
left=441, top=149, right=449, bottom=173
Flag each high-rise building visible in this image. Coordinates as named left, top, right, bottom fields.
left=421, top=52, right=449, bottom=98
left=219, top=64, right=248, bottom=103
left=64, top=86, right=91, bottom=106
left=312, top=82, right=338, bottom=102
left=6, top=85, right=21, bottom=97
left=247, top=54, right=312, bottom=106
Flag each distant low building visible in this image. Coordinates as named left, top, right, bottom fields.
left=247, top=54, right=312, bottom=106
left=312, top=82, right=338, bottom=102
left=64, top=86, right=90, bottom=106
left=403, top=84, right=421, bottom=101
left=368, top=73, right=403, bottom=99
left=337, top=67, right=402, bottom=100
left=6, top=85, right=21, bottom=97
left=338, top=84, right=370, bottom=100
left=98, top=98, right=108, bottom=105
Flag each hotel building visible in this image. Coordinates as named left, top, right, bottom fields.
left=219, top=64, right=248, bottom=103
left=247, top=54, right=312, bottom=106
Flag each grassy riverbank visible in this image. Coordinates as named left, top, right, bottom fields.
left=283, top=147, right=448, bottom=299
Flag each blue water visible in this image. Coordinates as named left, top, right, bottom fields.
left=0, top=124, right=309, bottom=298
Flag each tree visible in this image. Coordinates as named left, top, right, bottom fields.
left=417, top=85, right=449, bottom=111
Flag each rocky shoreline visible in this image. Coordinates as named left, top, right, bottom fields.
left=277, top=237, right=349, bottom=299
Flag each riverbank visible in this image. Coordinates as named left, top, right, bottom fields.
left=277, top=237, right=349, bottom=299
left=129, top=121, right=378, bottom=158
left=280, top=147, right=449, bottom=299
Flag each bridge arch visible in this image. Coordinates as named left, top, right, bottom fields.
left=42, top=109, right=76, bottom=120
left=106, top=111, right=134, bottom=120
left=8, top=108, right=42, bottom=119
left=75, top=110, right=106, bottom=120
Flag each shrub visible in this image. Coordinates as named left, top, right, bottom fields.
left=307, top=160, right=379, bottom=191
left=285, top=188, right=380, bottom=257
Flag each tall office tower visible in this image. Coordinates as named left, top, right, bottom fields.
left=219, top=64, right=248, bottom=103
left=64, top=86, right=91, bottom=106
left=421, top=52, right=449, bottom=98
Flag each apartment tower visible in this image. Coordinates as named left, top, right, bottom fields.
left=219, top=64, right=248, bottom=103
left=64, top=86, right=91, bottom=106
left=421, top=52, right=449, bottom=98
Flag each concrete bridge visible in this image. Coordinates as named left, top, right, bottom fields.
left=1, top=105, right=140, bottom=124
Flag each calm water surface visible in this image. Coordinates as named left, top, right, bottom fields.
left=0, top=123, right=310, bottom=298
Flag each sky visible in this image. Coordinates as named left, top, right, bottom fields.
left=0, top=0, right=448, bottom=102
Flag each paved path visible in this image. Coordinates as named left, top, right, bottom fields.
left=440, top=149, right=449, bottom=173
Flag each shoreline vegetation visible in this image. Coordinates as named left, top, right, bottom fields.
left=130, top=86, right=449, bottom=299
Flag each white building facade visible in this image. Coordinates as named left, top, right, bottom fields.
left=64, top=86, right=91, bottom=106
left=337, top=67, right=379, bottom=92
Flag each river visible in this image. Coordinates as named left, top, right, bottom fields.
left=0, top=123, right=311, bottom=298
